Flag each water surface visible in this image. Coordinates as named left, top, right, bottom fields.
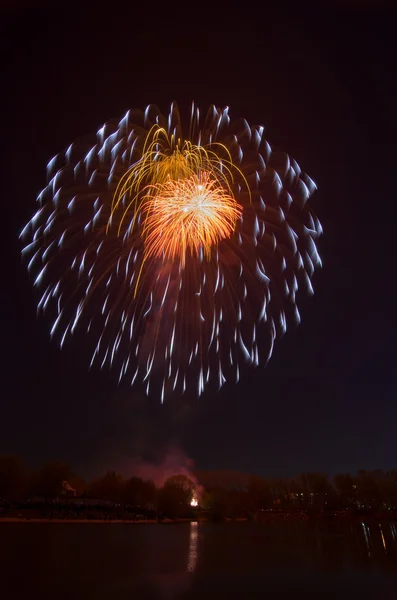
left=1, top=519, right=397, bottom=599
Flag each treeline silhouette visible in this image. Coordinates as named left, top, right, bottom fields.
left=1, top=455, right=397, bottom=520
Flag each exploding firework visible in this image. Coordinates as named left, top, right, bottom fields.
left=21, top=103, right=322, bottom=400
left=141, top=171, right=242, bottom=267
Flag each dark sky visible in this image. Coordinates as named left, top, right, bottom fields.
left=1, top=3, right=397, bottom=479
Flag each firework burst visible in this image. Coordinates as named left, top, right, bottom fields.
left=141, top=171, right=242, bottom=266
left=21, top=103, right=322, bottom=400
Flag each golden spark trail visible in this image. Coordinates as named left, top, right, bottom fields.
left=106, top=125, right=249, bottom=243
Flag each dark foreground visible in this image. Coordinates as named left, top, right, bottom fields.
left=1, top=520, right=397, bottom=599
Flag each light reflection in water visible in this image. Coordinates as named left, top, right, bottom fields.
left=391, top=523, right=397, bottom=541
left=361, top=521, right=372, bottom=557
left=358, top=520, right=397, bottom=559
left=187, top=521, right=199, bottom=573
left=3, top=520, right=397, bottom=599
left=379, top=524, right=387, bottom=553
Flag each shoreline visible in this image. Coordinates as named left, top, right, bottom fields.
left=0, top=517, right=203, bottom=524
left=1, top=514, right=396, bottom=524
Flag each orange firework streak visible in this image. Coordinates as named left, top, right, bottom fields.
left=141, top=172, right=242, bottom=266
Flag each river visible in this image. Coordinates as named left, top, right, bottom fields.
left=1, top=519, right=396, bottom=598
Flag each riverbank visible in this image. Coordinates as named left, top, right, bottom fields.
left=1, top=513, right=397, bottom=524
left=1, top=518, right=156, bottom=524
left=0, top=517, right=208, bottom=524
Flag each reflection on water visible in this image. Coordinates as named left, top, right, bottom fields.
left=140, top=522, right=199, bottom=598
left=1, top=519, right=397, bottom=599
left=187, top=521, right=198, bottom=573
left=361, top=521, right=372, bottom=556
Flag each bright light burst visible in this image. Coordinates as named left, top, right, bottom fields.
left=21, top=102, right=322, bottom=400
left=142, top=171, right=242, bottom=266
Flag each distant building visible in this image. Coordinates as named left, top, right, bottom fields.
left=62, top=481, right=76, bottom=498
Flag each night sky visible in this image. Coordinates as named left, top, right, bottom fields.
left=2, top=3, right=396, bottom=479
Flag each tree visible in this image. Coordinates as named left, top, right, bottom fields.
left=267, top=478, right=290, bottom=508
left=300, top=473, right=334, bottom=509
left=88, top=471, right=124, bottom=502
left=247, top=475, right=272, bottom=510
left=334, top=473, right=356, bottom=508
left=0, top=455, right=27, bottom=499
left=384, top=470, right=397, bottom=508
left=355, top=470, right=387, bottom=511
left=28, top=462, right=77, bottom=499
left=157, top=475, right=195, bottom=518
left=123, top=477, right=155, bottom=506
left=284, top=478, right=306, bottom=508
